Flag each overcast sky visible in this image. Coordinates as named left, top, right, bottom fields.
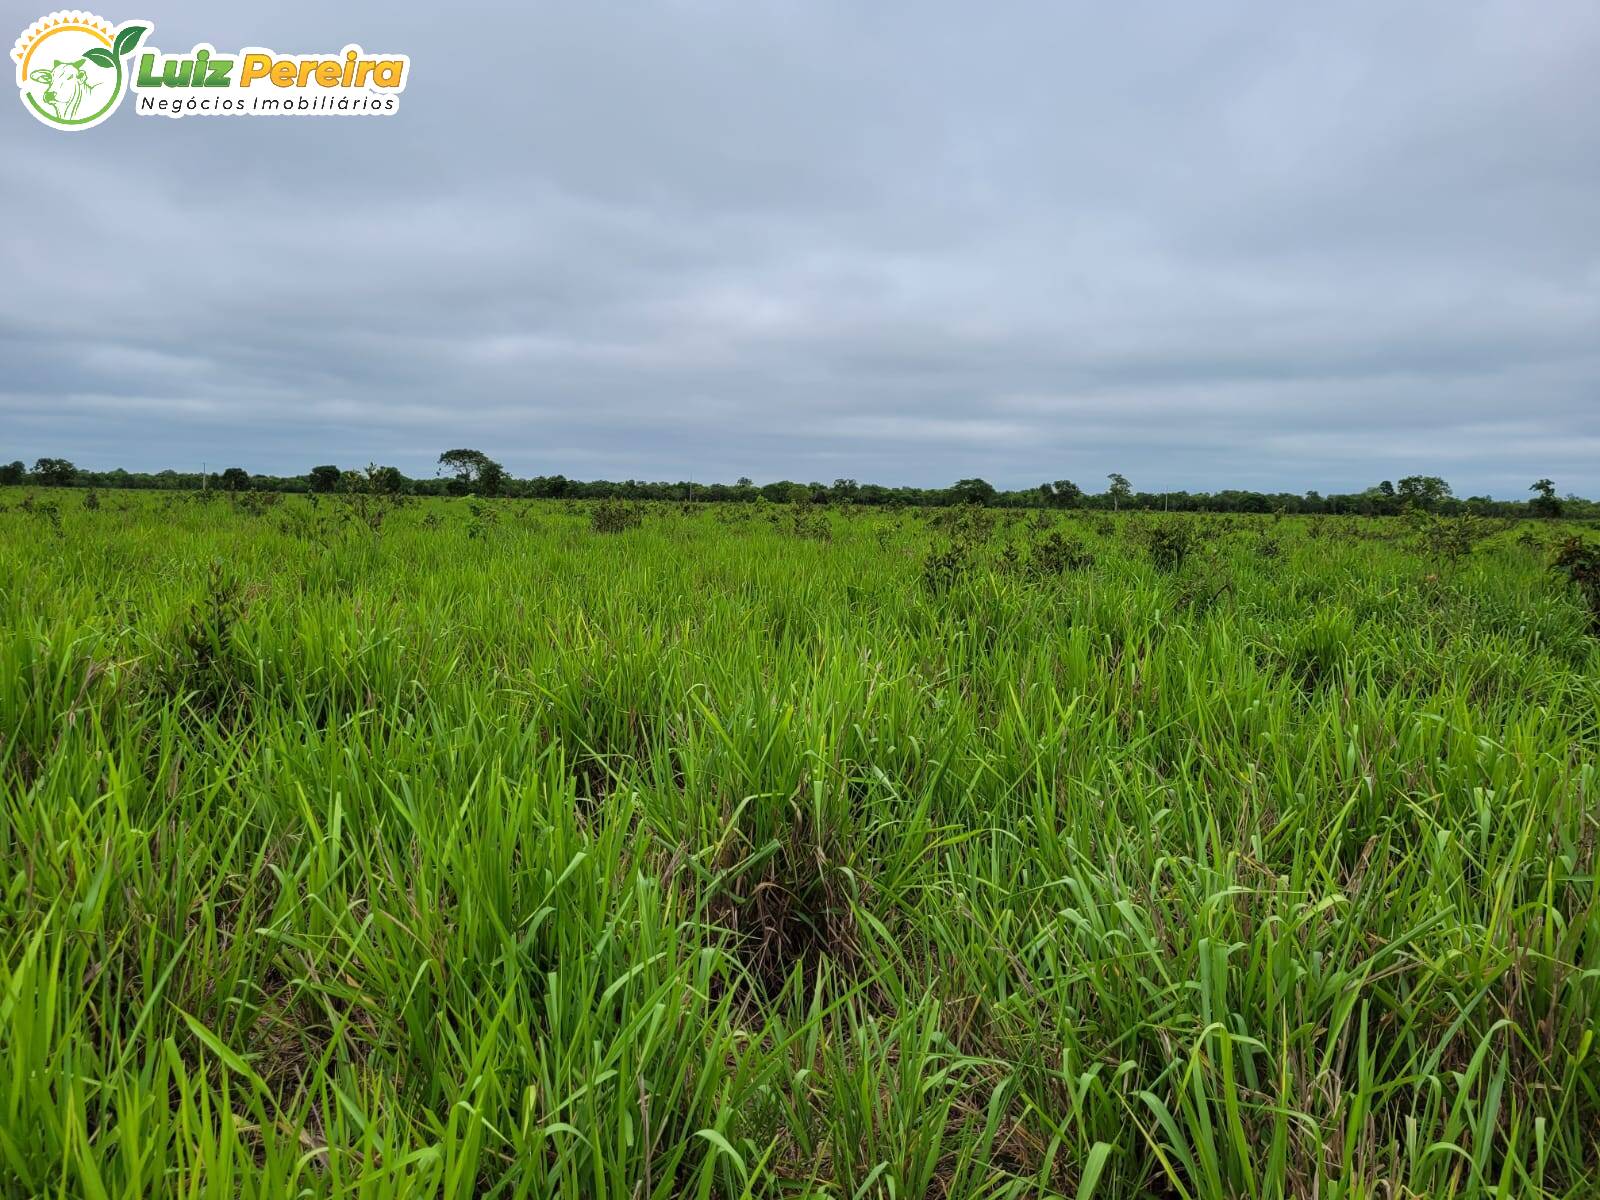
left=5, top=1, right=1598, bottom=494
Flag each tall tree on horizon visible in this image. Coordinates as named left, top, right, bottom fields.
left=1530, top=478, right=1562, bottom=519
left=438, top=448, right=506, bottom=496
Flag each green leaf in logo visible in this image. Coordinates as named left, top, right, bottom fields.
left=83, top=46, right=115, bottom=68
left=112, top=24, right=148, bottom=59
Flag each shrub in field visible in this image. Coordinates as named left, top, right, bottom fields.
left=781, top=504, right=831, bottom=541
left=230, top=489, right=280, bottom=517
left=591, top=498, right=644, bottom=532
left=1024, top=529, right=1094, bottom=577
left=1252, top=526, right=1283, bottom=559
left=342, top=491, right=389, bottom=534
left=928, top=503, right=995, bottom=543
left=1411, top=511, right=1505, bottom=564
left=1024, top=510, right=1054, bottom=535
left=1551, top=536, right=1600, bottom=628
left=19, top=492, right=61, bottom=531
left=334, top=464, right=407, bottom=533
left=465, top=498, right=500, bottom=539
left=276, top=498, right=344, bottom=543
left=921, top=540, right=972, bottom=595
left=166, top=559, right=249, bottom=715
left=1173, top=562, right=1234, bottom=615
left=1143, top=516, right=1202, bottom=571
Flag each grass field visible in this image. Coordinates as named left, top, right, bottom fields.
left=2, top=488, right=1597, bottom=1198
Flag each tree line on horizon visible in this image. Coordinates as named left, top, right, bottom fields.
left=2, top=452, right=1588, bottom=518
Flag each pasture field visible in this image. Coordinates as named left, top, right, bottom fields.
left=1, top=488, right=1598, bottom=1199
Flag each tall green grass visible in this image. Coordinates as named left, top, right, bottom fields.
left=2, top=490, right=1597, bottom=1197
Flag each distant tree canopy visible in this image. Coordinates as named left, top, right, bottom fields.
left=950, top=478, right=997, bottom=506
left=1046, top=479, right=1083, bottom=508
left=369, top=465, right=406, bottom=494
left=1530, top=478, right=1562, bottom=519
left=438, top=448, right=506, bottom=496
left=32, top=457, right=77, bottom=487
left=308, top=465, right=342, bottom=493
left=3, top=455, right=1593, bottom=518
left=1397, top=474, right=1452, bottom=511
left=1106, top=473, right=1132, bottom=511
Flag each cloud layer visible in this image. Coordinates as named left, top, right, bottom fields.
left=5, top=0, right=1598, bottom=494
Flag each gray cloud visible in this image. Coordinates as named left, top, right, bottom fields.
left=4, top=0, right=1598, bottom=494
